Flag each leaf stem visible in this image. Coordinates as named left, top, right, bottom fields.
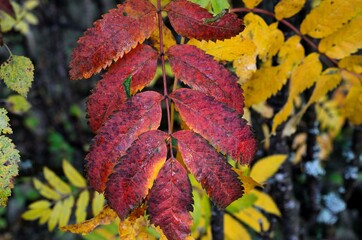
left=230, top=7, right=338, bottom=66
left=3, top=43, right=13, bottom=57
left=157, top=0, right=174, bottom=158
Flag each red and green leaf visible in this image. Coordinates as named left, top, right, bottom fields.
left=168, top=44, right=244, bottom=114
left=173, top=130, right=243, bottom=208
left=87, top=44, right=158, bottom=132
left=148, top=158, right=193, bottom=240
left=170, top=88, right=256, bottom=164
left=69, top=0, right=157, bottom=79
left=105, top=130, right=168, bottom=220
left=164, top=0, right=244, bottom=41
left=86, top=91, right=163, bottom=192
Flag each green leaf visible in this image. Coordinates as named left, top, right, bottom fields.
left=0, top=135, right=20, bottom=207
left=0, top=108, right=12, bottom=134
left=123, top=76, right=132, bottom=98
left=210, top=0, right=230, bottom=14
left=6, top=95, right=31, bottom=114
left=226, top=193, right=257, bottom=213
left=0, top=55, right=34, bottom=97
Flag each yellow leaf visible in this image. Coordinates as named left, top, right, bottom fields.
left=251, top=102, right=274, bottom=119
left=251, top=189, right=281, bottom=216
left=341, top=70, right=361, bottom=85
left=22, top=208, right=50, bottom=220
left=242, top=13, right=270, bottom=57
left=275, top=0, right=306, bottom=20
left=316, top=100, right=345, bottom=136
left=300, top=0, right=362, bottom=38
left=188, top=33, right=255, bottom=62
left=149, top=21, right=176, bottom=53
left=277, top=35, right=305, bottom=72
left=318, top=14, right=362, bottom=59
left=242, top=0, right=263, bottom=8
left=243, top=65, right=284, bottom=107
left=43, top=166, right=71, bottom=195
left=343, top=84, right=362, bottom=125
left=250, top=155, right=288, bottom=183
left=338, top=55, right=362, bottom=74
left=263, top=23, right=285, bottom=65
left=63, top=159, right=86, bottom=188
left=33, top=178, right=61, bottom=200
left=61, top=205, right=117, bottom=234
left=307, top=68, right=342, bottom=105
left=48, top=201, right=62, bottom=231
left=28, top=200, right=51, bottom=209
left=234, top=168, right=263, bottom=194
left=272, top=53, right=322, bottom=133
left=59, top=196, right=75, bottom=227
left=234, top=207, right=270, bottom=232
left=224, top=214, right=251, bottom=240
left=76, top=190, right=90, bottom=223
left=92, top=192, right=105, bottom=216
left=39, top=208, right=52, bottom=225
left=119, top=215, right=157, bottom=240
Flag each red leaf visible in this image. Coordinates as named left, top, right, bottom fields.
left=173, top=130, right=243, bottom=208
left=87, top=44, right=158, bottom=132
left=86, top=91, right=163, bottom=192
left=69, top=0, right=157, bottom=80
left=148, top=158, right=193, bottom=240
left=105, top=130, right=168, bottom=219
left=170, top=88, right=257, bottom=164
left=164, top=0, right=244, bottom=41
left=0, top=0, right=15, bottom=17
left=168, top=44, right=244, bottom=114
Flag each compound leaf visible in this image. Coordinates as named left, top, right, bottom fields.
left=87, top=44, right=158, bottom=132
left=300, top=0, right=362, bottom=38
left=105, top=130, right=168, bottom=220
left=173, top=130, right=243, bottom=208
left=76, top=190, right=89, bottom=223
left=165, top=0, right=244, bottom=41
left=62, top=159, right=86, bottom=188
left=167, top=44, right=244, bottom=114
left=274, top=0, right=306, bottom=20
left=59, top=196, right=75, bottom=227
left=0, top=55, right=34, bottom=97
left=148, top=158, right=193, bottom=240
left=0, top=135, right=20, bottom=207
left=33, top=178, right=61, bottom=201
left=318, top=14, right=362, bottom=59
left=48, top=201, right=62, bottom=231
left=170, top=88, right=257, bottom=164
left=86, top=91, right=163, bottom=192
left=43, top=166, right=71, bottom=195
left=69, top=0, right=157, bottom=79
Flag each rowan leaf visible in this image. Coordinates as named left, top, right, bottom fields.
left=61, top=205, right=117, bottom=234
left=226, top=193, right=257, bottom=213
left=62, top=159, right=86, bottom=188
left=105, top=130, right=168, bottom=220
left=86, top=91, right=163, bottom=192
left=28, top=200, right=51, bottom=209
left=318, top=13, right=362, bottom=59
left=234, top=207, right=270, bottom=232
left=0, top=135, right=20, bottom=207
left=170, top=89, right=257, bottom=164
left=76, top=190, right=89, bottom=223
left=59, top=196, right=75, bottom=227
left=272, top=53, right=322, bottom=133
left=168, top=44, right=244, bottom=114
left=33, top=178, right=61, bottom=200
left=0, top=0, right=15, bottom=17
left=316, top=100, right=344, bottom=137
left=242, top=0, right=262, bottom=9
left=174, top=130, right=243, bottom=208
left=148, top=158, right=193, bottom=240
left=87, top=44, right=158, bottom=132
left=22, top=208, right=51, bottom=221
left=48, top=201, right=62, bottom=231
left=0, top=108, right=12, bottom=134
left=92, top=192, right=105, bottom=216
left=0, top=55, right=34, bottom=97
left=69, top=0, right=157, bottom=79
left=224, top=214, right=251, bottom=240
left=165, top=0, right=244, bottom=41
left=43, top=166, right=71, bottom=195
left=149, top=21, right=176, bottom=53
left=343, top=84, right=362, bottom=125
left=300, top=0, right=362, bottom=38
left=274, top=0, right=306, bottom=20
left=249, top=155, right=288, bottom=183
left=307, top=68, right=342, bottom=105
left=338, top=55, right=362, bottom=74
left=251, top=189, right=281, bottom=216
